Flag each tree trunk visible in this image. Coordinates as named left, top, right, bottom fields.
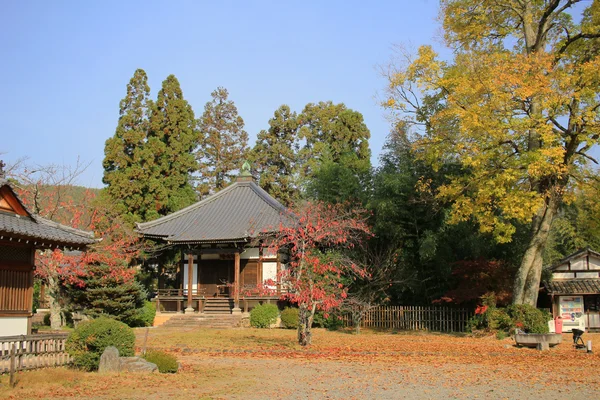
left=297, top=304, right=315, bottom=346
left=47, top=275, right=63, bottom=330
left=513, top=194, right=559, bottom=305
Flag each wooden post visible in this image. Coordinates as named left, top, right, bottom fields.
left=276, top=260, right=281, bottom=295
left=185, top=253, right=194, bottom=313
left=9, top=343, right=16, bottom=387
left=233, top=251, right=241, bottom=312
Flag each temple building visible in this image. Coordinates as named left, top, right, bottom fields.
left=136, top=165, right=289, bottom=318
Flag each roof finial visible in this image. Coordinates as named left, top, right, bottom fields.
left=0, top=160, right=5, bottom=179
left=240, top=160, right=252, bottom=177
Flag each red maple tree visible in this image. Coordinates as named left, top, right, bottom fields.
left=268, top=201, right=371, bottom=346
left=11, top=162, right=140, bottom=328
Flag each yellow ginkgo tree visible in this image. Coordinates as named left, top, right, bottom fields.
left=386, top=0, right=600, bottom=305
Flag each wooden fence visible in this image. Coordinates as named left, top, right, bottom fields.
left=0, top=333, right=71, bottom=374
left=341, top=305, right=473, bottom=333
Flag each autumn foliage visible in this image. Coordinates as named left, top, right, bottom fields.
left=268, top=201, right=371, bottom=346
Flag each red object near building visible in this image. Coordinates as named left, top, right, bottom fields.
left=554, top=316, right=563, bottom=334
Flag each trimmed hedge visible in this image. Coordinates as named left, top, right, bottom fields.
left=144, top=350, right=178, bottom=373
left=250, top=303, right=279, bottom=328
left=280, top=307, right=299, bottom=329
left=66, top=317, right=135, bottom=371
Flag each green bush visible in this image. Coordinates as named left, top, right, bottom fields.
left=43, top=313, right=51, bottom=326
left=66, top=317, right=135, bottom=371
left=280, top=307, right=299, bottom=329
left=250, top=303, right=279, bottom=328
left=312, top=311, right=326, bottom=328
left=143, top=350, right=178, bottom=373
left=506, top=304, right=551, bottom=334
left=127, top=301, right=156, bottom=327
left=311, top=311, right=342, bottom=330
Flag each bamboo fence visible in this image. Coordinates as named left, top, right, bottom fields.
left=341, top=305, right=473, bottom=333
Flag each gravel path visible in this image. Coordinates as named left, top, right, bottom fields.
left=181, top=356, right=598, bottom=400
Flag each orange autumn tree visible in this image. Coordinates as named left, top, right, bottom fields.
left=385, top=1, right=600, bottom=305
left=269, top=202, right=371, bottom=346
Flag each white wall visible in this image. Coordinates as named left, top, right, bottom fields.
left=0, top=317, right=28, bottom=337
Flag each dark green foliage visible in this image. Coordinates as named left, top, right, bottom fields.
left=67, top=264, right=147, bottom=327
left=103, top=70, right=199, bottom=223
left=103, top=69, right=154, bottom=223
left=299, top=101, right=371, bottom=180
left=143, top=350, right=178, bottom=373
left=250, top=105, right=300, bottom=206
left=66, top=317, right=135, bottom=371
left=468, top=307, right=513, bottom=333
left=127, top=301, right=156, bottom=328
left=43, top=313, right=51, bottom=326
left=197, top=87, right=249, bottom=197
left=306, top=159, right=371, bottom=205
left=311, top=311, right=343, bottom=331
left=250, top=303, right=279, bottom=328
left=506, top=304, right=551, bottom=334
left=468, top=294, right=550, bottom=334
left=280, top=307, right=299, bottom=329
left=146, top=74, right=199, bottom=220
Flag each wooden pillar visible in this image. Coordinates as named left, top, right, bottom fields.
left=185, top=253, right=194, bottom=313
left=276, top=260, right=281, bottom=295
left=234, top=251, right=241, bottom=311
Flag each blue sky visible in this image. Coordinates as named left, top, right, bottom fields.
left=0, top=0, right=443, bottom=187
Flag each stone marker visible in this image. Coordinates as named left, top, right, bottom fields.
left=120, top=357, right=158, bottom=373
left=98, top=346, right=121, bottom=373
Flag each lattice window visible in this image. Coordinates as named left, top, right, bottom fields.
left=0, top=244, right=31, bottom=263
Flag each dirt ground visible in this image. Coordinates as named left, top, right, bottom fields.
left=1, top=328, right=599, bottom=400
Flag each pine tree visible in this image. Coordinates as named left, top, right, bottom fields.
left=102, top=69, right=153, bottom=222
left=197, top=87, right=249, bottom=196
left=146, top=75, right=199, bottom=220
left=250, top=105, right=300, bottom=206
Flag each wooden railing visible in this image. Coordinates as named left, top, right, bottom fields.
left=0, top=333, right=71, bottom=374
left=341, top=305, right=473, bottom=333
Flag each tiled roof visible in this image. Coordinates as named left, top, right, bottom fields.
left=0, top=179, right=96, bottom=248
left=543, top=279, right=600, bottom=295
left=136, top=180, right=289, bottom=244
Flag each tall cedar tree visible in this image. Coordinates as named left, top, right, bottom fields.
left=298, top=102, right=372, bottom=203
left=299, top=101, right=371, bottom=180
left=146, top=75, right=199, bottom=221
left=102, top=69, right=153, bottom=222
left=197, top=87, right=249, bottom=197
left=250, top=105, right=300, bottom=206
left=386, top=1, right=600, bottom=305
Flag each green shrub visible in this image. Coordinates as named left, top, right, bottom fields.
left=310, top=311, right=342, bottom=330
left=143, top=350, right=178, bottom=373
left=506, top=304, right=551, bottom=334
left=43, top=313, right=51, bottom=326
left=66, top=317, right=135, bottom=371
left=127, top=301, right=156, bottom=328
left=312, top=311, right=326, bottom=328
left=324, top=312, right=343, bottom=331
left=280, top=307, right=299, bottom=329
left=250, top=303, right=279, bottom=328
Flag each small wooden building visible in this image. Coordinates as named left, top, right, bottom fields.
left=543, top=248, right=600, bottom=332
left=0, top=177, right=95, bottom=336
left=136, top=169, right=289, bottom=315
